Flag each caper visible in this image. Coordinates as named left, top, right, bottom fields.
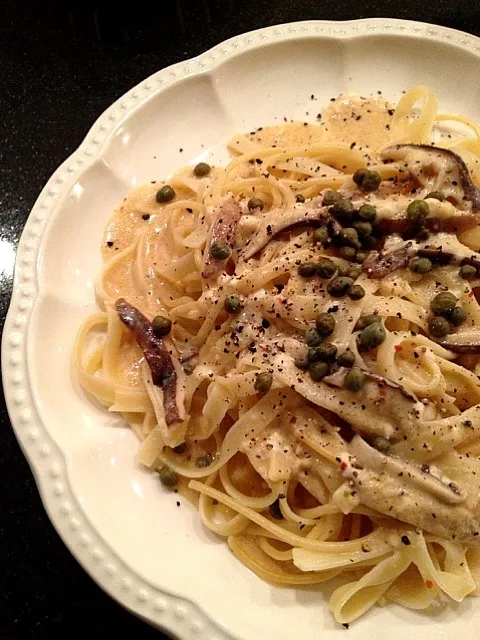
left=295, top=194, right=306, bottom=203
left=269, top=499, right=284, bottom=520
left=195, top=453, right=214, bottom=468
left=355, top=251, right=369, bottom=264
left=459, top=264, right=477, bottom=280
left=224, top=295, right=242, bottom=314
left=450, top=306, right=467, bottom=327
left=156, top=185, right=176, bottom=203
left=357, top=321, right=386, bottom=350
left=182, top=363, right=194, bottom=376
left=313, top=226, right=329, bottom=245
left=330, top=198, right=354, bottom=219
left=358, top=203, right=377, bottom=222
left=348, top=265, right=363, bottom=280
left=337, top=263, right=351, bottom=277
left=248, top=197, right=264, bottom=211
left=337, top=350, right=356, bottom=368
left=425, top=191, right=445, bottom=202
left=428, top=316, right=450, bottom=337
left=344, top=367, right=365, bottom=391
left=362, top=171, right=382, bottom=192
left=338, top=227, right=361, bottom=249
left=322, top=189, right=341, bottom=206
left=430, top=291, right=457, bottom=317
left=354, top=313, right=381, bottom=331
left=298, top=261, right=317, bottom=278
left=352, top=168, right=368, bottom=186
left=254, top=371, right=273, bottom=393
left=173, top=443, right=187, bottom=454
left=316, top=342, right=337, bottom=362
left=305, top=327, right=323, bottom=347
left=406, top=199, right=430, bottom=223
left=316, top=258, right=336, bottom=279
left=353, top=221, right=372, bottom=239
left=339, top=246, right=357, bottom=261
left=309, top=360, right=330, bottom=381
left=315, top=312, right=336, bottom=336
left=158, top=465, right=178, bottom=488
left=209, top=239, right=231, bottom=260
left=371, top=436, right=390, bottom=453
left=152, top=315, right=172, bottom=337
left=409, top=257, right=433, bottom=274
left=193, top=162, right=211, bottom=177
left=327, top=276, right=354, bottom=297
left=294, top=355, right=310, bottom=370
left=361, top=236, right=377, bottom=252
left=348, top=284, right=365, bottom=300
left=415, top=227, right=430, bottom=241
left=307, top=347, right=321, bottom=363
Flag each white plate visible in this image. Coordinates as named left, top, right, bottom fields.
left=4, top=18, right=480, bottom=640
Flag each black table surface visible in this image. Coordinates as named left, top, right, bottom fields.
left=1, top=1, right=480, bottom=638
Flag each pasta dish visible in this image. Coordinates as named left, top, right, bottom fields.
left=75, top=86, right=480, bottom=624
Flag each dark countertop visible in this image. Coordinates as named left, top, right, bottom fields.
left=1, top=2, right=479, bottom=638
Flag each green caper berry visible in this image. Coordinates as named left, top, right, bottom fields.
left=358, top=204, right=377, bottom=222
left=158, top=465, right=178, bottom=488
left=450, top=306, right=467, bottom=327
left=322, top=189, right=341, bottom=206
left=425, top=191, right=445, bottom=202
left=305, top=328, right=323, bottom=347
left=209, top=239, right=231, bottom=260
left=409, top=257, right=433, bottom=274
left=195, top=453, right=214, bottom=468
left=193, top=162, right=211, bottom=177
left=406, top=199, right=430, bottom=223
left=316, top=342, right=337, bottom=362
left=298, top=261, right=317, bottom=278
left=339, top=246, right=357, bottom=261
left=353, top=221, right=372, bottom=239
left=152, top=315, right=172, bottom=337
left=224, top=295, right=242, bottom=314
left=309, top=361, right=330, bottom=381
left=348, top=265, right=363, bottom=280
left=362, top=235, right=378, bottom=250
left=348, top=284, right=365, bottom=300
left=327, top=276, right=355, bottom=297
left=344, top=367, right=365, bottom=391
left=330, top=198, right=354, bottom=217
left=337, top=350, right=356, bottom=368
left=254, top=371, right=273, bottom=393
left=459, top=264, right=477, bottom=280
left=354, top=313, right=381, bottom=331
left=415, top=227, right=430, bottom=241
left=182, top=363, right=194, bottom=376
left=337, top=263, right=351, bottom=277
left=156, top=185, right=176, bottom=203
left=315, top=312, right=336, bottom=336
left=371, top=436, right=390, bottom=453
left=316, top=258, right=337, bottom=279
left=352, top=168, right=368, bottom=186
left=428, top=316, right=450, bottom=337
left=173, top=442, right=187, bottom=454
left=248, top=197, right=264, bottom=211
left=357, top=321, right=386, bottom=350
left=269, top=499, right=284, bottom=520
left=313, top=226, right=329, bottom=245
left=294, top=355, right=310, bottom=370
left=430, top=291, right=457, bottom=317
left=361, top=171, right=382, bottom=192
left=307, top=347, right=321, bottom=363
left=339, top=227, right=361, bottom=249
left=355, top=250, right=369, bottom=264
left=295, top=194, right=306, bottom=203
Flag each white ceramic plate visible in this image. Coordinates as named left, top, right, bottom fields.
left=4, top=18, right=480, bottom=640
